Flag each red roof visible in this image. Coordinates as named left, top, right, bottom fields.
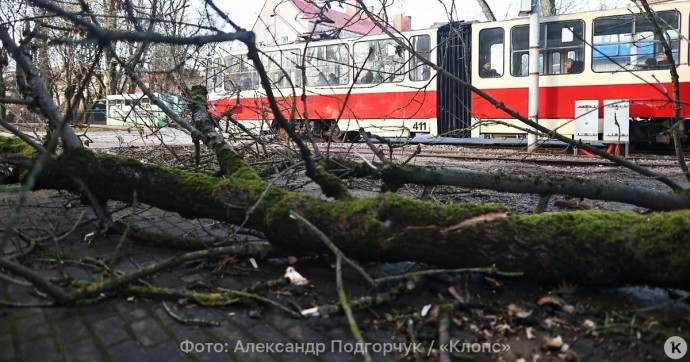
left=290, top=0, right=383, bottom=36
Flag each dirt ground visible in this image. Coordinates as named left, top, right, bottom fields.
left=2, top=143, right=689, bottom=361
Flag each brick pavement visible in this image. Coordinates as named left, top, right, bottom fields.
left=1, top=191, right=402, bottom=362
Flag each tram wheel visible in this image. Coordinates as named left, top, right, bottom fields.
left=271, top=122, right=290, bottom=141
left=322, top=123, right=344, bottom=142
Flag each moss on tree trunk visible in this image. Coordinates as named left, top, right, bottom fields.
left=21, top=147, right=690, bottom=289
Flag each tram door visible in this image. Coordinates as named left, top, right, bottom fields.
left=437, top=22, right=472, bottom=137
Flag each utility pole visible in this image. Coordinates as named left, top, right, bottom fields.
left=520, top=0, right=540, bottom=152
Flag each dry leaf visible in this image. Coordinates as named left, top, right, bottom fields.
left=542, top=318, right=556, bottom=329
left=284, top=267, right=309, bottom=286
left=496, top=323, right=513, bottom=334
left=421, top=304, right=433, bottom=317
left=537, top=296, right=563, bottom=308
left=550, top=316, right=571, bottom=326
left=301, top=307, right=319, bottom=317
left=484, top=276, right=503, bottom=289
left=526, top=326, right=536, bottom=340
left=447, top=285, right=464, bottom=302
left=508, top=303, right=533, bottom=319
left=427, top=305, right=440, bottom=320
left=582, top=319, right=596, bottom=329
left=543, top=335, right=564, bottom=350
left=556, top=281, right=578, bottom=294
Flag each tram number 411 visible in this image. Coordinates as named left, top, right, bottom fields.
left=411, top=122, right=428, bottom=131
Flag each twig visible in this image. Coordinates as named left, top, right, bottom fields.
left=289, top=210, right=375, bottom=286
left=74, top=244, right=270, bottom=299
left=535, top=194, right=552, bottom=214
left=372, top=265, right=523, bottom=285
left=403, top=144, right=422, bottom=165
left=217, top=287, right=302, bottom=318
left=438, top=303, right=452, bottom=362
left=0, top=299, right=55, bottom=308
left=246, top=277, right=289, bottom=293
left=0, top=118, right=47, bottom=154
left=111, top=189, right=138, bottom=264
left=407, top=318, right=422, bottom=362
left=0, top=272, right=33, bottom=287
left=122, top=285, right=238, bottom=306
left=354, top=152, right=379, bottom=172
left=162, top=301, right=221, bottom=327
left=336, top=255, right=372, bottom=362
left=0, top=256, right=74, bottom=303
left=4, top=230, right=37, bottom=259
left=289, top=210, right=379, bottom=361
left=316, top=283, right=410, bottom=317
left=108, top=221, right=230, bottom=251
left=72, top=178, right=110, bottom=223
left=359, top=127, right=387, bottom=163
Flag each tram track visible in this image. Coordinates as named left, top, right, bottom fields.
left=322, top=145, right=684, bottom=168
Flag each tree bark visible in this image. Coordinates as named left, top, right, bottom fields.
left=0, top=47, right=6, bottom=120
left=475, top=0, right=496, bottom=21
left=541, top=0, right=556, bottom=16
left=17, top=145, right=690, bottom=289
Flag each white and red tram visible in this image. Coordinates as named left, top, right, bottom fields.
left=208, top=1, right=690, bottom=144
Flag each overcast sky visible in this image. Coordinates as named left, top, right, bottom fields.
left=215, top=0, right=629, bottom=31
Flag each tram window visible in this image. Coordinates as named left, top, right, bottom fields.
left=222, top=56, right=237, bottom=91
left=225, top=54, right=259, bottom=90
left=511, top=25, right=538, bottom=76
left=282, top=50, right=302, bottom=88
left=479, top=28, right=504, bottom=78
left=262, top=51, right=293, bottom=89
left=304, top=44, right=349, bottom=86
left=354, top=39, right=405, bottom=84
left=593, top=10, right=679, bottom=72
left=552, top=52, right=561, bottom=74
left=510, top=20, right=584, bottom=76
left=208, top=58, right=224, bottom=91
left=410, top=35, right=431, bottom=81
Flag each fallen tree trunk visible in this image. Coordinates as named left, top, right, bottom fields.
left=19, top=146, right=690, bottom=289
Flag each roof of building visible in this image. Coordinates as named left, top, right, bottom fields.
left=289, top=0, right=382, bottom=35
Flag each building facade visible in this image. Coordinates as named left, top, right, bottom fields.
left=251, top=0, right=411, bottom=46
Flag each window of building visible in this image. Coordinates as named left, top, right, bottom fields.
left=354, top=38, right=406, bottom=84
left=593, top=10, right=679, bottom=72
left=511, top=20, right=584, bottom=76
left=410, top=35, right=431, bottom=81
left=304, top=44, right=350, bottom=86
left=479, top=28, right=504, bottom=78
